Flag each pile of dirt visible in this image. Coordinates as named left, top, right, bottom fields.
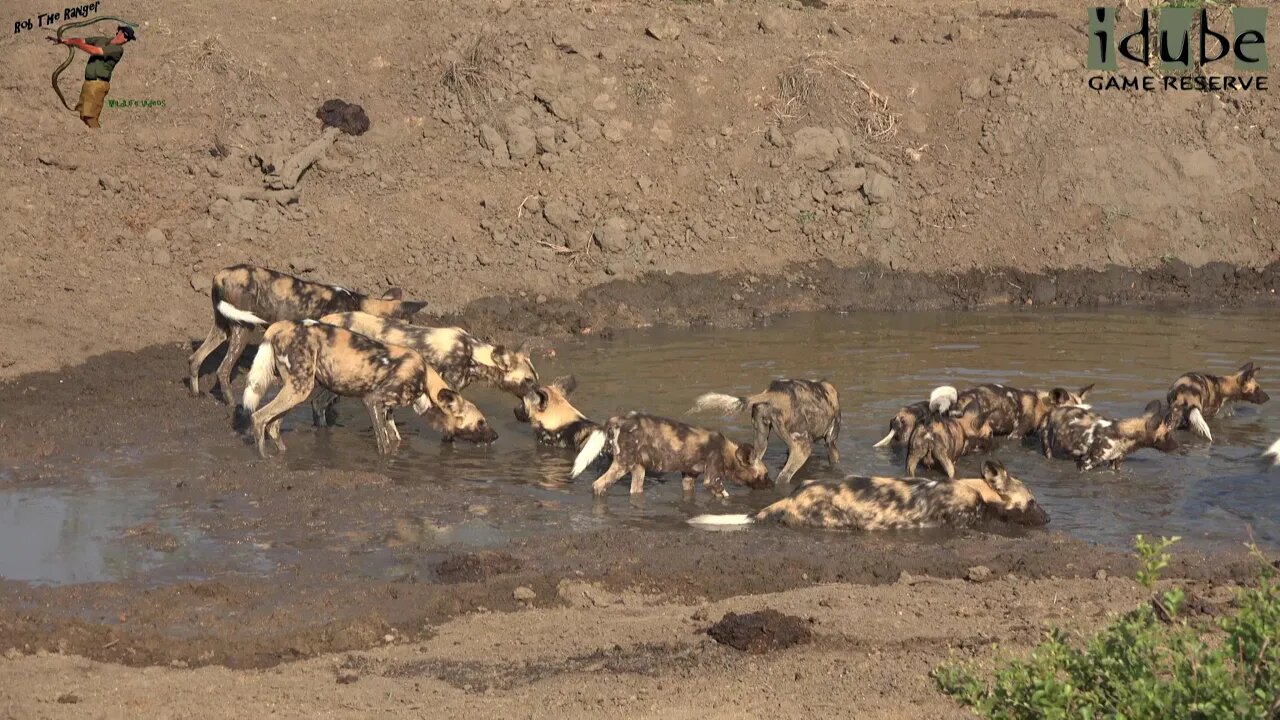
left=706, top=609, right=815, bottom=654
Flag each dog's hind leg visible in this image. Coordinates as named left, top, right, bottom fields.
left=252, top=375, right=313, bottom=457
left=216, top=325, right=251, bottom=408
left=776, top=437, right=812, bottom=485
left=364, top=397, right=391, bottom=454
left=629, top=465, right=646, bottom=495
left=750, top=407, right=773, bottom=465
left=188, top=320, right=227, bottom=396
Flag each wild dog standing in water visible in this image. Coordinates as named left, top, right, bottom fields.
left=687, top=460, right=1049, bottom=530
left=1038, top=400, right=1177, bottom=471
left=905, top=399, right=996, bottom=479
left=513, top=375, right=600, bottom=449
left=954, top=383, right=1095, bottom=439
left=1165, top=362, right=1269, bottom=443
left=688, top=378, right=840, bottom=484
left=188, top=265, right=428, bottom=403
left=570, top=412, right=769, bottom=498
left=873, top=386, right=960, bottom=450
left=312, top=311, right=539, bottom=425
left=241, top=319, right=496, bottom=457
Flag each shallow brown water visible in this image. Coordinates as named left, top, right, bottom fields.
left=2, top=308, right=1278, bottom=586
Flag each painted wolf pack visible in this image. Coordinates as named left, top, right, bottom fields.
left=189, top=264, right=1275, bottom=534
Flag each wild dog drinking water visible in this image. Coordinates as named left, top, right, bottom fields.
left=688, top=378, right=840, bottom=484
left=904, top=399, right=996, bottom=479
left=1038, top=400, right=1177, bottom=471
left=241, top=319, right=496, bottom=457
left=513, top=375, right=600, bottom=450
left=188, top=265, right=427, bottom=403
left=954, top=383, right=1095, bottom=439
left=873, top=386, right=960, bottom=450
left=1166, top=362, right=1269, bottom=443
left=570, top=412, right=769, bottom=498
left=686, top=460, right=1049, bottom=531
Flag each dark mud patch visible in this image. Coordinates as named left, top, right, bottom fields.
left=983, top=9, right=1057, bottom=20
left=434, top=551, right=524, bottom=583
left=707, top=610, right=814, bottom=654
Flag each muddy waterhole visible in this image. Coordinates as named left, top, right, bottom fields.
left=3, top=308, right=1278, bottom=587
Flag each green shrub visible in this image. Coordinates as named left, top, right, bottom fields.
left=932, top=536, right=1280, bottom=720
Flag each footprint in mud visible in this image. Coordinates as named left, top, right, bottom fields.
left=706, top=609, right=814, bottom=654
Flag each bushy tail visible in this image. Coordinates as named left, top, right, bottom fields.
left=241, top=341, right=277, bottom=412
left=1264, top=437, right=1280, bottom=466
left=688, top=392, right=748, bottom=416
left=571, top=428, right=607, bottom=478
left=1188, top=407, right=1213, bottom=442
left=686, top=513, right=754, bottom=527
left=872, top=429, right=896, bottom=449
left=929, top=385, right=959, bottom=414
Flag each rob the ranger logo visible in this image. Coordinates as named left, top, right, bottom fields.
left=1087, top=7, right=1269, bottom=92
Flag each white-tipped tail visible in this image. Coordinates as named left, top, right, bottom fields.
left=1188, top=408, right=1213, bottom=442
left=873, top=429, right=896, bottom=448
left=572, top=429, right=607, bottom=478
left=687, top=513, right=754, bottom=527
left=216, top=301, right=268, bottom=326
left=413, top=393, right=432, bottom=415
left=1264, top=437, right=1280, bottom=466
left=241, top=342, right=277, bottom=412
left=929, top=385, right=959, bottom=414
left=688, top=392, right=747, bottom=416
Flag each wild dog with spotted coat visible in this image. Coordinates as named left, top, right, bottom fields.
left=688, top=378, right=840, bottom=484
left=513, top=375, right=600, bottom=450
left=874, top=386, right=961, bottom=450
left=188, top=265, right=427, bottom=404
left=1165, top=362, right=1269, bottom=443
left=571, top=412, right=769, bottom=498
left=687, top=460, right=1048, bottom=530
left=241, top=319, right=496, bottom=457
left=1038, top=400, right=1177, bottom=471
left=953, top=383, right=1095, bottom=439
left=904, top=398, right=996, bottom=478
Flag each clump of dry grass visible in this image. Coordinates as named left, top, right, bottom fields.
left=442, top=34, right=505, bottom=112
left=767, top=53, right=902, bottom=142
left=770, top=62, right=821, bottom=122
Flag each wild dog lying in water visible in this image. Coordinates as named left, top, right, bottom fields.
left=188, top=265, right=427, bottom=403
left=1038, top=400, right=1177, bottom=471
left=688, top=378, right=840, bottom=484
left=513, top=375, right=600, bottom=450
left=904, top=401, right=996, bottom=478
left=686, top=460, right=1049, bottom=530
left=1165, top=362, right=1269, bottom=443
left=873, top=386, right=961, bottom=450
left=953, top=382, right=1095, bottom=439
left=241, top=319, right=496, bottom=457
left=570, top=412, right=769, bottom=498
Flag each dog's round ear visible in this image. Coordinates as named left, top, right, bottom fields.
left=490, top=345, right=512, bottom=370
left=382, top=287, right=404, bottom=300
left=736, top=443, right=755, bottom=464
left=1239, top=361, right=1258, bottom=378
left=1050, top=388, right=1071, bottom=405
left=1078, top=383, right=1096, bottom=399
left=436, top=388, right=464, bottom=415
left=981, top=460, right=1010, bottom=491
left=551, top=375, right=578, bottom=397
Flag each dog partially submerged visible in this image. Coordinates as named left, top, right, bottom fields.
left=513, top=375, right=599, bottom=450
left=953, top=383, right=1095, bottom=439
left=1038, top=400, right=1177, bottom=471
left=241, top=319, right=496, bottom=457
left=687, top=460, right=1049, bottom=531
left=571, top=412, right=769, bottom=498
left=904, top=397, right=995, bottom=478
left=188, top=265, right=427, bottom=403
left=873, top=386, right=960, bottom=450
left=1166, top=362, right=1269, bottom=443
left=688, top=378, right=840, bottom=484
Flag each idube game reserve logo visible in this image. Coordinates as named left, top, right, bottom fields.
left=1087, top=6, right=1269, bottom=91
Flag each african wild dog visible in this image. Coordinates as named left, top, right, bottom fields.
left=687, top=460, right=1049, bottom=530
left=1266, top=437, right=1280, bottom=467
left=688, top=378, right=840, bottom=484
left=1166, top=362, right=1269, bottom=443
left=1038, top=400, right=1177, bottom=471
left=513, top=375, right=600, bottom=450
left=873, top=386, right=960, bottom=450
left=570, top=412, right=770, bottom=498
left=188, top=265, right=427, bottom=404
left=954, top=383, right=1095, bottom=439
left=241, top=319, right=496, bottom=457
left=904, top=401, right=996, bottom=479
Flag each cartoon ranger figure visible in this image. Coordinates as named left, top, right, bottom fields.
left=46, top=25, right=136, bottom=128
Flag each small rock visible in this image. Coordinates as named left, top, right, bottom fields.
left=578, top=116, right=603, bottom=142
left=593, top=217, right=629, bottom=252
left=152, top=248, right=172, bottom=267
left=792, top=127, right=840, bottom=170
left=1094, top=569, right=1108, bottom=581
left=543, top=200, right=580, bottom=231
left=506, top=125, right=537, bottom=161
left=767, top=126, right=787, bottom=148
left=603, top=117, right=631, bottom=143
left=56, top=693, right=81, bottom=704
left=536, top=125, right=558, bottom=154
left=513, top=586, right=537, bottom=602
left=827, top=166, right=868, bottom=194
left=145, top=228, right=167, bottom=246
left=552, top=29, right=581, bottom=54
left=963, top=76, right=990, bottom=100
left=478, top=124, right=508, bottom=160
left=759, top=9, right=795, bottom=34
left=646, top=18, right=682, bottom=41
left=861, top=173, right=895, bottom=204
left=336, top=669, right=360, bottom=685
left=99, top=175, right=122, bottom=193
left=966, top=566, right=993, bottom=583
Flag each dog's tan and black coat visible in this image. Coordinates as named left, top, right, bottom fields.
left=1038, top=400, right=1177, bottom=471
left=690, top=460, right=1048, bottom=531
left=572, top=411, right=770, bottom=498
left=954, top=383, right=1094, bottom=439
left=241, top=319, right=495, bottom=457
left=188, top=265, right=427, bottom=404
left=1165, top=362, right=1269, bottom=442
left=904, top=404, right=995, bottom=478
left=690, top=379, right=840, bottom=484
